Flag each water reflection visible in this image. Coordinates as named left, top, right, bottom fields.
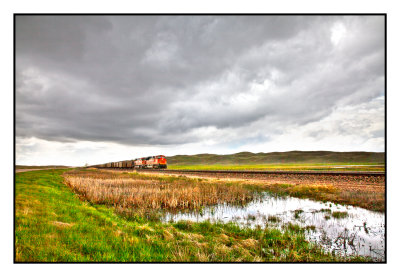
left=162, top=192, right=385, bottom=261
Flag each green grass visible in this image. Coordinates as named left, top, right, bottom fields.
left=15, top=169, right=369, bottom=262
left=331, top=211, right=349, bottom=219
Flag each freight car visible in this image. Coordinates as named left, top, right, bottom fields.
left=91, top=155, right=167, bottom=170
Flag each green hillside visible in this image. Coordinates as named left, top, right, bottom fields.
left=16, top=165, right=71, bottom=169
left=167, top=151, right=385, bottom=165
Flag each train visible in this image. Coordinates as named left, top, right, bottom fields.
left=90, top=155, right=167, bottom=169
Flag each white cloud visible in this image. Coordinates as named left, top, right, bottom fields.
left=331, top=21, right=347, bottom=46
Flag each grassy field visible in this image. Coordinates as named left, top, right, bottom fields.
left=167, top=163, right=385, bottom=172
left=15, top=169, right=369, bottom=262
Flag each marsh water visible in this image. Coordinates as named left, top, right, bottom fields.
left=162, top=192, right=385, bottom=261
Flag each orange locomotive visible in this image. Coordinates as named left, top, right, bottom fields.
left=144, top=155, right=167, bottom=169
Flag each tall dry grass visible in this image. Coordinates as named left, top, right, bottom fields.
left=63, top=171, right=255, bottom=213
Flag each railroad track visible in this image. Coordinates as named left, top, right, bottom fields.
left=131, top=169, right=385, bottom=176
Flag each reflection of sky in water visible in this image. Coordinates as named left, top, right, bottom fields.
left=162, top=192, right=385, bottom=261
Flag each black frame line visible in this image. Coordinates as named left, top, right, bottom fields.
left=13, top=13, right=387, bottom=264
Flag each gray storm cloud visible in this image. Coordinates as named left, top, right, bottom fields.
left=16, top=15, right=384, bottom=147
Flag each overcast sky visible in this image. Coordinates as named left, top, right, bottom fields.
left=15, top=15, right=385, bottom=166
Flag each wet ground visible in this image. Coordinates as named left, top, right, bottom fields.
left=162, top=192, right=385, bottom=261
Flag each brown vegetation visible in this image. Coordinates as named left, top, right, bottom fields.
left=143, top=170, right=385, bottom=212
left=63, top=170, right=255, bottom=216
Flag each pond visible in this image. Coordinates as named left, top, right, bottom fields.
left=161, top=192, right=385, bottom=261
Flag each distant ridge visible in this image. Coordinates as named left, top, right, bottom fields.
left=167, top=151, right=385, bottom=165
left=15, top=165, right=70, bottom=169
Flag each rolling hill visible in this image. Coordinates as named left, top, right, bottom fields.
left=166, top=151, right=385, bottom=165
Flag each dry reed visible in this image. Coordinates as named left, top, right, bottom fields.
left=63, top=170, right=255, bottom=213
